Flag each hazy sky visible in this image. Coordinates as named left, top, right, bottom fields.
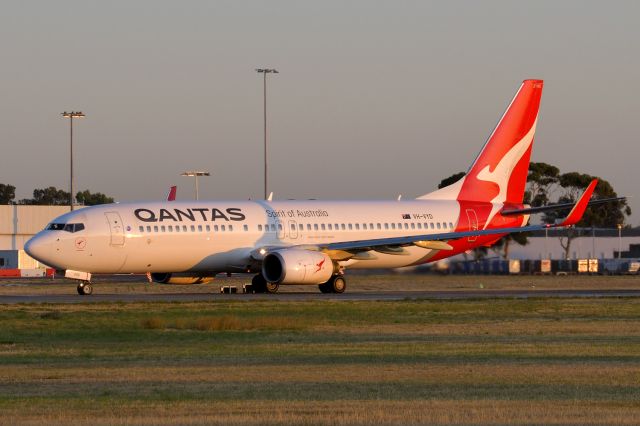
left=1, top=1, right=639, bottom=223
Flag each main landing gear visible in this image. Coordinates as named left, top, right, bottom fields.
left=77, top=281, right=93, bottom=296
left=318, top=275, right=347, bottom=294
left=251, top=274, right=279, bottom=294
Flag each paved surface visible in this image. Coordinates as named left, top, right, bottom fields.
left=1, top=289, right=640, bottom=304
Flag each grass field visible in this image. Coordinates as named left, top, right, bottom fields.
left=1, top=275, right=640, bottom=425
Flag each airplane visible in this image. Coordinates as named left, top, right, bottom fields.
left=24, top=79, right=621, bottom=295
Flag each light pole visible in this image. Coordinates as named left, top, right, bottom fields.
left=617, top=224, right=622, bottom=259
left=61, top=111, right=85, bottom=210
left=256, top=68, right=278, bottom=200
left=181, top=171, right=210, bottom=200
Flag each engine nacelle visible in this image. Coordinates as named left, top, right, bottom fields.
left=150, top=273, right=215, bottom=285
left=262, top=249, right=333, bottom=284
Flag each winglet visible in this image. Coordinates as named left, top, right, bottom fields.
left=166, top=186, right=177, bottom=201
left=557, top=179, right=597, bottom=227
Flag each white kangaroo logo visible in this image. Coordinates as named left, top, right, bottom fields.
left=476, top=118, right=537, bottom=228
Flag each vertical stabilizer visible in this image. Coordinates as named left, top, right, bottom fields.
left=419, top=79, right=543, bottom=204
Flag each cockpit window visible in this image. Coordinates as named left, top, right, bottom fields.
left=46, top=223, right=85, bottom=233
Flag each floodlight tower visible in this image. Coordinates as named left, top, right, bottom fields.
left=61, top=111, right=85, bottom=210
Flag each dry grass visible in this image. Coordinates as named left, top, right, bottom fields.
left=141, top=315, right=306, bottom=331
left=2, top=296, right=640, bottom=425
left=1, top=400, right=639, bottom=425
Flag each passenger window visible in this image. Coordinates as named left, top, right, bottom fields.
left=277, top=224, right=282, bottom=231
left=404, top=223, right=409, bottom=230
left=206, top=225, right=210, bottom=232
left=348, top=224, right=353, bottom=230
left=314, top=224, right=319, bottom=231
left=190, top=225, right=195, bottom=232
left=328, top=224, right=332, bottom=230
left=391, top=223, right=396, bottom=230
left=258, top=224, right=262, bottom=231
left=385, top=223, right=389, bottom=230
left=377, top=223, right=382, bottom=230
left=355, top=224, right=360, bottom=230
left=398, top=223, right=402, bottom=230
left=229, top=225, right=233, bottom=231
left=430, top=223, right=434, bottom=229
left=411, top=223, right=415, bottom=229
left=298, top=224, right=303, bottom=231
left=341, top=224, right=346, bottom=230
left=221, top=225, right=226, bottom=231
left=417, top=223, right=422, bottom=229
left=449, top=222, right=454, bottom=229
left=214, top=225, right=219, bottom=232
left=168, top=225, right=173, bottom=232
left=154, top=226, right=159, bottom=232
left=437, top=223, right=441, bottom=229
left=321, top=224, right=326, bottom=231
left=183, top=225, right=187, bottom=232
left=146, top=226, right=151, bottom=232
left=160, top=225, right=166, bottom=232
left=139, top=226, right=144, bottom=232
left=175, top=226, right=180, bottom=233
left=271, top=224, right=276, bottom=232
left=197, top=225, right=202, bottom=232
left=307, top=224, right=312, bottom=231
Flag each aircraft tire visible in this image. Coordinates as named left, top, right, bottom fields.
left=251, top=274, right=267, bottom=293
left=265, top=282, right=279, bottom=294
left=331, top=276, right=346, bottom=294
left=77, top=282, right=93, bottom=296
left=318, top=282, right=332, bottom=293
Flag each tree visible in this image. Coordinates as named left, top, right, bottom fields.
left=20, top=187, right=71, bottom=205
left=438, top=172, right=465, bottom=189
left=76, top=190, right=114, bottom=206
left=542, top=172, right=631, bottom=259
left=0, top=184, right=16, bottom=204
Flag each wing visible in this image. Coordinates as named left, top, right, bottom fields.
left=322, top=179, right=598, bottom=259
left=251, top=180, right=599, bottom=262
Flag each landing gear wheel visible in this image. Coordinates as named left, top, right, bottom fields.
left=265, top=282, right=279, bottom=294
left=318, top=282, right=332, bottom=293
left=318, top=276, right=347, bottom=294
left=251, top=274, right=267, bottom=293
left=331, top=276, right=346, bottom=294
left=77, top=282, right=93, bottom=296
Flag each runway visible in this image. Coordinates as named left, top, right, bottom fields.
left=2, top=289, right=640, bottom=304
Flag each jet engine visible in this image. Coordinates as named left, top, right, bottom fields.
left=262, top=249, right=333, bottom=284
left=150, top=273, right=215, bottom=285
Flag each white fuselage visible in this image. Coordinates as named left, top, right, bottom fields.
left=25, top=199, right=476, bottom=275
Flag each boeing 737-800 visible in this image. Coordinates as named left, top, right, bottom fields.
left=25, top=80, right=616, bottom=295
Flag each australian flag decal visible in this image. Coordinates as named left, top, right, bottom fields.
left=402, top=214, right=411, bottom=219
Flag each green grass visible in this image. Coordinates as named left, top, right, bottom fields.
left=1, top=298, right=640, bottom=424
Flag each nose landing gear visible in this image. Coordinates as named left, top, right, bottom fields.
left=77, top=281, right=93, bottom=296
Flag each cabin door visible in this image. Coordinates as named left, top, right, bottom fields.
left=105, top=212, right=125, bottom=246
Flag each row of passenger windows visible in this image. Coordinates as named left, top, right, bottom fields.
left=259, top=221, right=454, bottom=232
left=138, top=221, right=454, bottom=234
left=139, top=224, right=244, bottom=233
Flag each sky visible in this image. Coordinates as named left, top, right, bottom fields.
left=1, top=1, right=639, bottom=223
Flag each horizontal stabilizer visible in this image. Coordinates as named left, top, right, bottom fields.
left=502, top=196, right=625, bottom=216
left=557, top=179, right=597, bottom=226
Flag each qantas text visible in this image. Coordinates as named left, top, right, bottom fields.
left=134, top=208, right=246, bottom=223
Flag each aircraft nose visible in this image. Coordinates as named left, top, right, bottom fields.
left=24, top=234, right=53, bottom=265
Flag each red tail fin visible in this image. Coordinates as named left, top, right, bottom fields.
left=166, top=186, right=177, bottom=202
left=419, top=79, right=543, bottom=203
